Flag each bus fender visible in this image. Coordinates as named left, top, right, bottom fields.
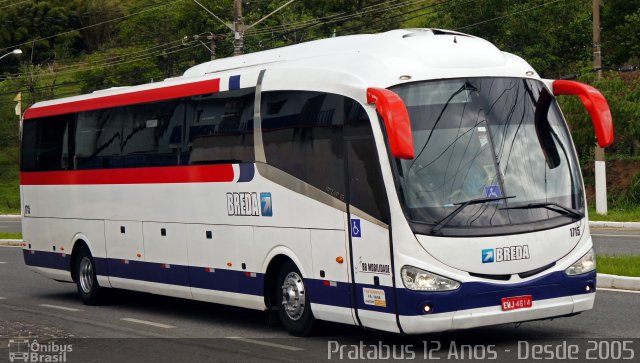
left=261, top=246, right=309, bottom=278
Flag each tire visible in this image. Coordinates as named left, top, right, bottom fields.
left=276, top=261, right=315, bottom=336
left=74, top=247, right=105, bottom=305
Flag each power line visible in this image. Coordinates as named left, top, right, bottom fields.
left=0, top=0, right=30, bottom=10
left=0, top=0, right=186, bottom=54
left=0, top=81, right=80, bottom=98
left=0, top=28, right=215, bottom=81
left=456, top=0, right=568, bottom=31
left=245, top=0, right=411, bottom=35
left=48, top=34, right=208, bottom=73
left=2, top=0, right=419, bottom=81
left=246, top=0, right=418, bottom=36
left=256, top=0, right=454, bottom=46
left=1, top=41, right=200, bottom=81
left=0, top=43, right=200, bottom=104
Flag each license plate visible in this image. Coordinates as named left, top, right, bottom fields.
left=501, top=295, right=533, bottom=311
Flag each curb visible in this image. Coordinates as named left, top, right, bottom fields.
left=597, top=273, right=640, bottom=291
left=0, top=239, right=22, bottom=247
left=0, top=215, right=21, bottom=220
left=589, top=221, right=640, bottom=229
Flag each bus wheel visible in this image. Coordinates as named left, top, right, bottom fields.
left=276, top=261, right=315, bottom=336
left=74, top=247, right=105, bottom=305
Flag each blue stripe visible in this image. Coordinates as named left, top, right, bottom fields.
left=229, top=75, right=241, bottom=90
left=395, top=270, right=596, bottom=316
left=23, top=250, right=70, bottom=271
left=237, top=163, right=255, bottom=183
left=190, top=267, right=263, bottom=296
left=25, top=250, right=263, bottom=296
left=107, top=259, right=190, bottom=286
left=95, top=257, right=108, bottom=276
left=23, top=250, right=594, bottom=316
left=305, top=280, right=352, bottom=308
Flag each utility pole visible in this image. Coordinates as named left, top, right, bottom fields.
left=210, top=36, right=217, bottom=60
left=192, top=0, right=294, bottom=57
left=593, top=0, right=607, bottom=215
left=233, top=0, right=245, bottom=56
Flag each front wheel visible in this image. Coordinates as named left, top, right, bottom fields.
left=74, top=247, right=106, bottom=305
left=276, top=261, right=315, bottom=336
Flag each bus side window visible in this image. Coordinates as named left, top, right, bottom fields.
left=261, top=91, right=346, bottom=201
left=75, top=109, right=120, bottom=170
left=120, top=100, right=184, bottom=168
left=185, top=89, right=255, bottom=165
left=20, top=114, right=75, bottom=172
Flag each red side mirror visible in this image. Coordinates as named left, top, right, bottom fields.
left=552, top=80, right=614, bottom=147
left=366, top=87, right=415, bottom=159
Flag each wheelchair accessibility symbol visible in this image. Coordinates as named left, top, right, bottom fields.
left=483, top=185, right=502, bottom=199
left=351, top=219, right=361, bottom=238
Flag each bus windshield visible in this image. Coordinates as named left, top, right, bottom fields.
left=391, top=78, right=584, bottom=236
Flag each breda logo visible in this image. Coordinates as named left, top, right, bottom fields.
left=226, top=192, right=273, bottom=217
left=482, top=245, right=530, bottom=263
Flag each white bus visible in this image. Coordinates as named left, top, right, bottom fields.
left=20, top=29, right=613, bottom=336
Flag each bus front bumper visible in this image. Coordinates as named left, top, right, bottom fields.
left=399, top=292, right=595, bottom=335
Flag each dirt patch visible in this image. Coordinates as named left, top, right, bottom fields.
left=583, top=159, right=640, bottom=201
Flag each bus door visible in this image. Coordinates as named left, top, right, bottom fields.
left=344, top=117, right=398, bottom=333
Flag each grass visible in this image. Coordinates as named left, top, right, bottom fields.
left=0, top=146, right=20, bottom=214
left=597, top=255, right=640, bottom=277
left=588, top=205, right=640, bottom=222
left=0, top=231, right=21, bottom=240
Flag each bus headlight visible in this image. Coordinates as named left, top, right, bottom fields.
left=565, top=248, right=596, bottom=276
left=401, top=266, right=460, bottom=291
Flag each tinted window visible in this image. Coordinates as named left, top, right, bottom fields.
left=23, top=88, right=255, bottom=172
left=346, top=107, right=390, bottom=223
left=75, top=109, right=120, bottom=170
left=262, top=91, right=346, bottom=200
left=21, top=114, right=74, bottom=172
left=185, top=88, right=254, bottom=165
left=120, top=101, right=185, bottom=167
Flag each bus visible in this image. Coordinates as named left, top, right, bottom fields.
left=20, top=29, right=612, bottom=336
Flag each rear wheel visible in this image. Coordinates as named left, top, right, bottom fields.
left=276, top=261, right=315, bottom=336
left=74, top=247, right=105, bottom=305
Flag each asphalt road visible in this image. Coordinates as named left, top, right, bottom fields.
left=1, top=247, right=639, bottom=363
left=3, top=217, right=638, bottom=255
left=0, top=217, right=20, bottom=235
left=591, top=229, right=640, bottom=256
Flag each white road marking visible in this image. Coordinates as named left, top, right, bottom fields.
left=39, top=304, right=81, bottom=312
left=592, top=234, right=640, bottom=238
left=121, top=318, right=175, bottom=329
left=0, top=297, right=5, bottom=300
left=0, top=262, right=7, bottom=264
left=226, top=337, right=303, bottom=351
left=598, top=287, right=640, bottom=294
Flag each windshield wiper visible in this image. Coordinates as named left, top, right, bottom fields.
left=431, top=196, right=516, bottom=235
left=500, top=202, right=583, bottom=219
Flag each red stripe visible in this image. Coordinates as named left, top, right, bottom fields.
left=21, top=164, right=235, bottom=185
left=23, top=79, right=221, bottom=120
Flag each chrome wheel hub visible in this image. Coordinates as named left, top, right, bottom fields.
left=79, top=257, right=94, bottom=294
left=281, top=272, right=305, bottom=321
